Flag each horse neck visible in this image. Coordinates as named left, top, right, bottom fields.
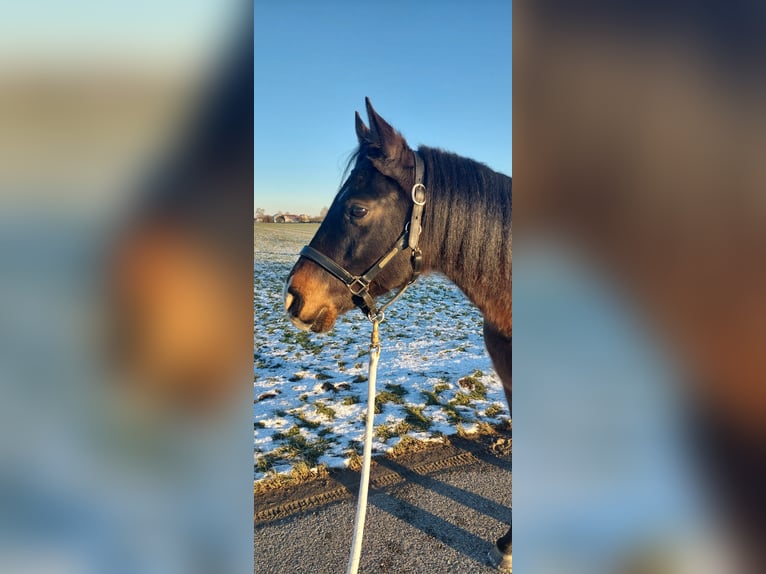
left=417, top=148, right=512, bottom=332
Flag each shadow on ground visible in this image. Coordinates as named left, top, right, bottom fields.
left=254, top=428, right=512, bottom=573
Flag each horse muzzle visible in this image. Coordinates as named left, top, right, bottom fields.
left=283, top=276, right=338, bottom=333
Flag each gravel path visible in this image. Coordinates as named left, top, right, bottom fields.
left=254, top=442, right=512, bottom=574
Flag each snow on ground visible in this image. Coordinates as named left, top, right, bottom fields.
left=254, top=224, right=509, bottom=481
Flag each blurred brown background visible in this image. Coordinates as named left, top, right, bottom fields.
left=515, top=2, right=766, bottom=572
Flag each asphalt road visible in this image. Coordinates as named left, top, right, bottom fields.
left=254, top=438, right=512, bottom=574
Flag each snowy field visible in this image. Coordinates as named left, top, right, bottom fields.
left=254, top=223, right=509, bottom=481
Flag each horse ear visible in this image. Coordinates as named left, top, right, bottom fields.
left=355, top=111, right=371, bottom=144
left=363, top=97, right=413, bottom=184
left=365, top=97, right=408, bottom=156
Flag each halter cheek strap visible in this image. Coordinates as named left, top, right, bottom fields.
left=409, top=152, right=426, bottom=274
left=299, top=150, right=427, bottom=320
left=299, top=233, right=408, bottom=319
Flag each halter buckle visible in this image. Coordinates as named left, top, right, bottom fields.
left=348, top=277, right=369, bottom=296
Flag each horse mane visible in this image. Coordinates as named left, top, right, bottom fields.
left=417, top=146, right=512, bottom=293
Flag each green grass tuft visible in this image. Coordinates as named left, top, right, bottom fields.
left=403, top=405, right=432, bottom=432
left=292, top=412, right=321, bottom=430
left=485, top=403, right=505, bottom=417
left=451, top=392, right=472, bottom=406
left=314, top=401, right=336, bottom=420
left=422, top=391, right=442, bottom=406
left=384, top=383, right=407, bottom=397
left=374, top=390, right=406, bottom=414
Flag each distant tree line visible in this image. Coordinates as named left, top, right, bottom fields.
left=254, top=206, right=328, bottom=223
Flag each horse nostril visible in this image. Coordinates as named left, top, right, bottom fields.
left=286, top=288, right=302, bottom=315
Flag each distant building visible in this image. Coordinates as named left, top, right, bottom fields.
left=274, top=213, right=301, bottom=223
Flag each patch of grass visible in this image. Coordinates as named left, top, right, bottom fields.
left=348, top=439, right=362, bottom=454
left=376, top=420, right=412, bottom=441
left=298, top=394, right=309, bottom=402
left=254, top=452, right=279, bottom=474
left=434, top=382, right=450, bottom=393
left=342, top=395, right=360, bottom=406
left=254, top=463, right=329, bottom=495
left=288, top=373, right=304, bottom=382
left=485, top=403, right=505, bottom=417
left=451, top=392, right=472, bottom=406
left=278, top=431, right=332, bottom=467
left=274, top=409, right=288, bottom=417
left=442, top=403, right=467, bottom=424
left=291, top=331, right=323, bottom=355
left=422, top=391, right=442, bottom=406
left=346, top=449, right=363, bottom=471
left=375, top=423, right=395, bottom=441
left=272, top=424, right=300, bottom=441
left=392, top=420, right=412, bottom=435
left=315, top=372, right=333, bottom=381
left=314, top=401, right=336, bottom=420
left=292, top=412, right=321, bottom=430
left=470, top=380, right=488, bottom=400
left=388, top=434, right=445, bottom=458
left=458, top=374, right=488, bottom=400
left=388, top=435, right=424, bottom=458
left=254, top=421, right=266, bottom=429
left=352, top=374, right=367, bottom=384
left=474, top=421, right=497, bottom=436
left=423, top=380, right=451, bottom=406
left=289, top=461, right=321, bottom=481
left=403, top=405, right=432, bottom=432
left=374, top=390, right=406, bottom=414
left=384, top=383, right=407, bottom=398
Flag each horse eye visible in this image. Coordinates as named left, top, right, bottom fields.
left=350, top=205, right=369, bottom=219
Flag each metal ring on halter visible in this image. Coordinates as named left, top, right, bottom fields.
left=411, top=183, right=426, bottom=205
left=367, top=311, right=384, bottom=324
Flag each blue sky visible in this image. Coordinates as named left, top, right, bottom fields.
left=0, top=1, right=234, bottom=64
left=254, top=1, right=512, bottom=215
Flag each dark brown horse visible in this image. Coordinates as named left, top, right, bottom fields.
left=284, top=99, right=512, bottom=570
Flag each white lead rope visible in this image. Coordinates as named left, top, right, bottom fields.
left=345, top=318, right=381, bottom=574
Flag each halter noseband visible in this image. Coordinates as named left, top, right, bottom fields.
left=299, top=151, right=427, bottom=320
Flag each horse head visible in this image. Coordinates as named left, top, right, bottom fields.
left=284, top=99, right=421, bottom=332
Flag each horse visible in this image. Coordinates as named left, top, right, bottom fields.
left=284, top=98, right=513, bottom=570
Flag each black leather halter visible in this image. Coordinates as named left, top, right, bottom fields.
left=299, top=151, right=427, bottom=320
